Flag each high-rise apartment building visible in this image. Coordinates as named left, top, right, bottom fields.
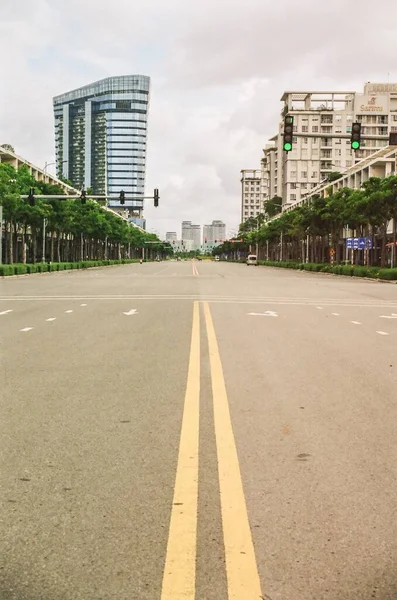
left=240, top=169, right=263, bottom=222
left=203, top=220, right=226, bottom=250
left=53, top=75, right=150, bottom=212
left=165, top=232, right=177, bottom=243
left=181, top=221, right=201, bottom=250
left=263, top=83, right=397, bottom=208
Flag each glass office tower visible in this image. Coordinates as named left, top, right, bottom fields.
left=53, top=75, right=150, bottom=210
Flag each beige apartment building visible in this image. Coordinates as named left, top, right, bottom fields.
left=262, top=83, right=397, bottom=208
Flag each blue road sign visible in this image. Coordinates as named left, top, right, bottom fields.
left=346, top=237, right=372, bottom=249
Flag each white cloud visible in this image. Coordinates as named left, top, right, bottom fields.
left=2, top=0, right=397, bottom=237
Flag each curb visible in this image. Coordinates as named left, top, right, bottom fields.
left=231, top=261, right=397, bottom=284
left=0, top=262, right=142, bottom=279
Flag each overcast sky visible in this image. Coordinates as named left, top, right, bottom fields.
left=1, top=0, right=397, bottom=237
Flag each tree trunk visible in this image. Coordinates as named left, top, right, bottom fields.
left=8, top=220, right=13, bottom=264
left=13, top=223, right=18, bottom=263
left=50, top=233, right=55, bottom=262
left=56, top=232, right=61, bottom=263
left=381, top=224, right=388, bottom=268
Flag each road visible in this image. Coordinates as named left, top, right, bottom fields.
left=1, top=260, right=397, bottom=600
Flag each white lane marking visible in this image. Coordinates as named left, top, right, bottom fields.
left=316, top=306, right=323, bottom=310
left=80, top=303, right=87, bottom=307
left=123, top=309, right=138, bottom=316
left=65, top=310, right=74, bottom=313
left=377, top=331, right=389, bottom=336
left=0, top=310, right=13, bottom=316
left=351, top=321, right=362, bottom=325
left=20, top=327, right=33, bottom=332
left=2, top=296, right=397, bottom=308
left=332, top=313, right=340, bottom=316
left=380, top=314, right=397, bottom=319
left=46, top=318, right=57, bottom=322
left=248, top=311, right=278, bottom=317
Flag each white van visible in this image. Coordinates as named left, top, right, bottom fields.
left=246, top=254, right=258, bottom=266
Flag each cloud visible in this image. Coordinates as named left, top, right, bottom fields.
left=2, top=0, right=397, bottom=237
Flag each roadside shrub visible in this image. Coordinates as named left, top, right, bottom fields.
left=379, top=268, right=397, bottom=280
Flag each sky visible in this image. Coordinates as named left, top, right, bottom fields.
left=1, top=0, right=397, bottom=238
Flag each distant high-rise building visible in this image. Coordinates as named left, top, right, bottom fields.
left=203, top=220, right=226, bottom=250
left=53, top=75, right=150, bottom=213
left=181, top=221, right=201, bottom=250
left=240, top=169, right=263, bottom=223
left=165, top=232, right=177, bottom=243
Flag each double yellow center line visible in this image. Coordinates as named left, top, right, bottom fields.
left=161, top=301, right=262, bottom=599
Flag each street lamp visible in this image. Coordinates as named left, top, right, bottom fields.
left=43, top=160, right=67, bottom=178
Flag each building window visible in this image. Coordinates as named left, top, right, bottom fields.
left=291, top=182, right=297, bottom=189
left=290, top=194, right=296, bottom=201
left=302, top=126, right=309, bottom=132
left=346, top=160, right=352, bottom=167
left=335, top=149, right=342, bottom=156
left=311, top=171, right=318, bottom=178
left=312, top=126, right=319, bottom=132
left=301, top=183, right=307, bottom=189
left=312, top=147, right=319, bottom=155
left=346, top=115, right=353, bottom=121
left=301, top=171, right=307, bottom=178
left=312, top=137, right=318, bottom=144
left=290, top=170, right=297, bottom=178
left=303, top=137, right=308, bottom=144
left=292, top=136, right=297, bottom=143
left=335, top=115, right=342, bottom=121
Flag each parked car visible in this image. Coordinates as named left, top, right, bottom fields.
left=246, top=254, right=258, bottom=266
left=215, top=256, right=220, bottom=261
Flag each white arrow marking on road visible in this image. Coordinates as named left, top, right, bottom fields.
left=123, top=309, right=138, bottom=316
left=46, top=318, right=57, bottom=322
left=0, top=310, right=13, bottom=315
left=20, top=327, right=33, bottom=332
left=248, top=311, right=278, bottom=317
left=380, top=314, right=397, bottom=319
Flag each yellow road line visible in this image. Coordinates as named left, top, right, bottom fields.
left=161, top=301, right=200, bottom=600
left=203, top=302, right=263, bottom=600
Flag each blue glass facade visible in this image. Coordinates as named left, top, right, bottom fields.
left=53, top=75, right=150, bottom=209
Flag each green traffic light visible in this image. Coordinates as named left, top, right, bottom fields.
left=352, top=141, right=360, bottom=150
left=284, top=142, right=292, bottom=152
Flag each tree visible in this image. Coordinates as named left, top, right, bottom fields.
left=1, top=143, right=15, bottom=153
left=263, top=196, right=282, bottom=219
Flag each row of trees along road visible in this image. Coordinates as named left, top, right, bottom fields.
left=0, top=163, right=168, bottom=264
left=218, top=177, right=397, bottom=268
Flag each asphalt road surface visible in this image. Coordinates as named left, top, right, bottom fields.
left=1, top=260, right=397, bottom=600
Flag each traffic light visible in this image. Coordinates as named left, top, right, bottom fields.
left=81, top=189, right=87, bottom=204
left=283, top=115, right=294, bottom=152
left=351, top=122, right=362, bottom=150
left=119, top=190, right=125, bottom=205
left=28, top=187, right=35, bottom=206
left=154, top=188, right=159, bottom=207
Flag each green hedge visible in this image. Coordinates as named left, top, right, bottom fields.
left=0, top=259, right=141, bottom=277
left=254, top=260, right=397, bottom=281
